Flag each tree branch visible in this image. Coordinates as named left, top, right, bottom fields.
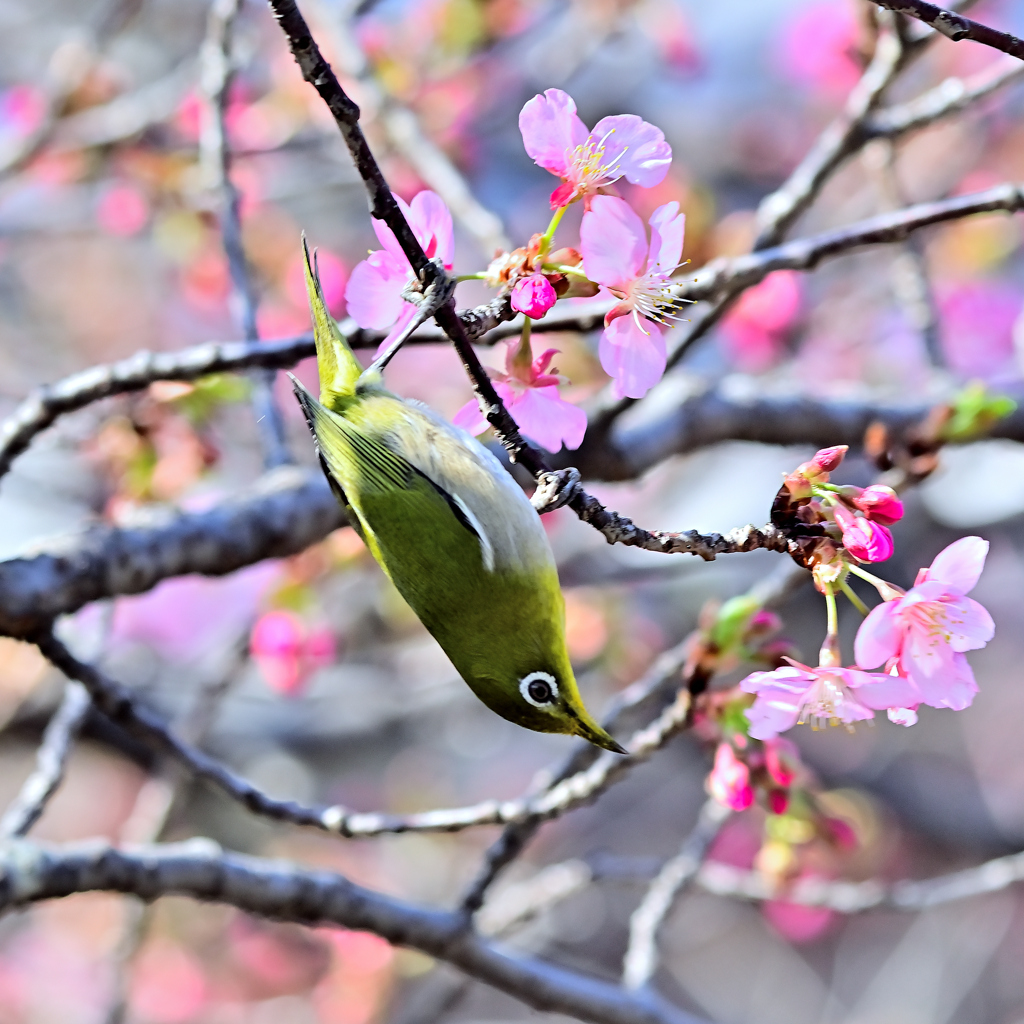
left=870, top=0, right=1024, bottom=59
left=200, top=0, right=291, bottom=469
left=0, top=682, right=91, bottom=838
left=622, top=801, right=731, bottom=990
left=0, top=837, right=706, bottom=1024
left=33, top=630, right=692, bottom=838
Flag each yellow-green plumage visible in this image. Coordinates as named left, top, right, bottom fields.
left=292, top=240, right=623, bottom=752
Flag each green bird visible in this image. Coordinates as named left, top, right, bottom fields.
left=291, top=241, right=624, bottom=753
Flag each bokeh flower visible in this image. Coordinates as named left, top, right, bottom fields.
left=707, top=742, right=754, bottom=811
left=453, top=344, right=586, bottom=453
left=345, top=191, right=453, bottom=352
left=742, top=661, right=919, bottom=740
left=580, top=196, right=686, bottom=398
left=519, top=89, right=672, bottom=209
left=250, top=609, right=336, bottom=697
left=855, top=536, right=994, bottom=710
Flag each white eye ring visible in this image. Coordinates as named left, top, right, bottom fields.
left=520, top=671, right=559, bottom=708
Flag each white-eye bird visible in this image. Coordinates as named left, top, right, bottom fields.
left=291, top=241, right=624, bottom=753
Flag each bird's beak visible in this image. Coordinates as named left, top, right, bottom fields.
left=573, top=714, right=628, bottom=755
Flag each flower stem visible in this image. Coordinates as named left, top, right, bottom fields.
left=510, top=315, right=533, bottom=375
left=455, top=273, right=487, bottom=282
left=819, top=583, right=842, bottom=667
left=539, top=206, right=566, bottom=252
left=847, top=564, right=904, bottom=600
left=839, top=580, right=870, bottom=617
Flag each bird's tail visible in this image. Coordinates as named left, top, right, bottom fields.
left=302, top=235, right=362, bottom=404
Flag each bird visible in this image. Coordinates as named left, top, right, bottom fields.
left=290, top=239, right=625, bottom=753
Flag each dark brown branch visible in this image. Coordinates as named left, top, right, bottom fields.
left=0, top=837, right=705, bottom=1024
left=0, top=682, right=91, bottom=838
left=871, top=0, right=1024, bottom=59
left=265, top=0, right=549, bottom=476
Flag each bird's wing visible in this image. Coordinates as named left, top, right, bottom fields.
left=292, top=379, right=495, bottom=570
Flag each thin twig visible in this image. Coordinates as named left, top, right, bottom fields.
left=622, top=800, right=731, bottom=990
left=865, top=54, right=1024, bottom=137
left=0, top=682, right=91, bottom=838
left=754, top=15, right=904, bottom=249
left=32, top=630, right=692, bottom=838
left=200, top=0, right=290, bottom=469
left=871, top=0, right=1024, bottom=59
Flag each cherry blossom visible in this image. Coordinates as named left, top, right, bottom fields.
left=707, top=742, right=754, bottom=811
left=344, top=191, right=454, bottom=353
left=452, top=344, right=587, bottom=453
left=854, top=536, right=995, bottom=711
left=742, top=661, right=920, bottom=740
left=519, top=89, right=672, bottom=209
left=580, top=196, right=686, bottom=399
left=250, top=610, right=336, bottom=697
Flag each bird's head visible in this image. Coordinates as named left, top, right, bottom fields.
left=464, top=642, right=627, bottom=754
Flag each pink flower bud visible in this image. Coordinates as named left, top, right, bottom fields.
left=833, top=504, right=894, bottom=563
left=811, top=445, right=848, bottom=473
left=250, top=610, right=336, bottom=697
left=511, top=274, right=557, bottom=318
left=707, top=743, right=754, bottom=811
left=853, top=485, right=903, bottom=525
left=764, top=737, right=799, bottom=787
left=767, top=789, right=789, bottom=815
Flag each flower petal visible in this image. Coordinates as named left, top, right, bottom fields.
left=925, top=536, right=989, bottom=593
left=345, top=250, right=408, bottom=330
left=589, top=113, right=672, bottom=188
left=371, top=192, right=415, bottom=265
left=744, top=685, right=804, bottom=739
left=519, top=89, right=588, bottom=177
left=451, top=398, right=487, bottom=436
left=854, top=600, right=902, bottom=669
left=901, top=631, right=977, bottom=709
left=372, top=301, right=418, bottom=357
left=580, top=195, right=648, bottom=288
left=646, top=201, right=685, bottom=277
left=599, top=314, right=666, bottom=399
left=510, top=385, right=587, bottom=452
left=840, top=668, right=921, bottom=711
left=943, top=595, right=996, bottom=652
left=409, top=190, right=455, bottom=268
left=887, top=706, right=919, bottom=727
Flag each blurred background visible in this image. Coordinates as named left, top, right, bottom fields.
left=0, top=0, right=1024, bottom=1022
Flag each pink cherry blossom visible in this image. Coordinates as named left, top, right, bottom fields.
left=720, top=270, right=801, bottom=372
left=833, top=503, right=894, bottom=562
left=580, top=196, right=685, bottom=399
left=854, top=537, right=994, bottom=711
left=344, top=191, right=454, bottom=353
left=707, top=743, right=754, bottom=811
left=764, top=737, right=799, bottom=787
left=452, top=345, right=587, bottom=453
left=250, top=610, right=336, bottom=697
left=511, top=274, right=557, bottom=318
left=519, top=89, right=672, bottom=209
left=741, top=661, right=920, bottom=740
left=853, top=484, right=903, bottom=525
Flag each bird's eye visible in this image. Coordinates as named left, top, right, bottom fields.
left=520, top=671, right=559, bottom=708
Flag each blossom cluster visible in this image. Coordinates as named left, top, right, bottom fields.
left=740, top=446, right=995, bottom=745
left=343, top=88, right=681, bottom=452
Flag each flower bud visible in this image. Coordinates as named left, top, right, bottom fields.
left=511, top=274, right=557, bottom=318
left=707, top=743, right=754, bottom=811
left=764, top=737, right=799, bottom=788
left=833, top=504, right=894, bottom=563
left=811, top=445, right=848, bottom=473
left=853, top=484, right=903, bottom=525
left=767, top=789, right=789, bottom=815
